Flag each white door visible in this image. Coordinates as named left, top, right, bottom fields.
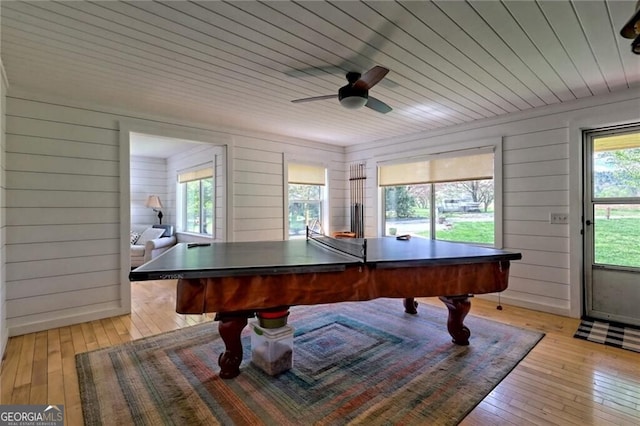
left=584, top=126, right=640, bottom=326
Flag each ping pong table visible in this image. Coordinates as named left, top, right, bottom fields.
left=130, top=230, right=521, bottom=379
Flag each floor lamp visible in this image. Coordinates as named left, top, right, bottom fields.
left=146, top=195, right=164, bottom=225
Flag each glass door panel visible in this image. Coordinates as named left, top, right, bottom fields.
left=593, top=204, right=640, bottom=268
left=585, top=128, right=640, bottom=325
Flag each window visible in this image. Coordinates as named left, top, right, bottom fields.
left=384, top=184, right=432, bottom=238
left=178, top=166, right=214, bottom=235
left=288, top=163, right=326, bottom=238
left=379, top=150, right=495, bottom=245
left=589, top=130, right=640, bottom=267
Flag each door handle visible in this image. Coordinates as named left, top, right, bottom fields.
left=585, top=220, right=592, bottom=226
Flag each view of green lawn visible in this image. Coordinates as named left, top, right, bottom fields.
left=435, top=222, right=494, bottom=243
left=408, top=208, right=494, bottom=244
left=413, top=221, right=493, bottom=244
left=390, top=195, right=639, bottom=268
left=409, top=211, right=639, bottom=268
left=594, top=217, right=640, bottom=267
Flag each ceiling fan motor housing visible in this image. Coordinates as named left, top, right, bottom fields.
left=339, top=82, right=368, bottom=109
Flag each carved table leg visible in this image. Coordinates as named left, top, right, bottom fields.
left=216, top=315, right=249, bottom=379
left=438, top=296, right=471, bottom=346
left=403, top=297, right=418, bottom=315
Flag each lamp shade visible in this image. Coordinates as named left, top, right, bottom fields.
left=145, top=195, right=163, bottom=209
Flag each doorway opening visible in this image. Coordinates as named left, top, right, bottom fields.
left=120, top=126, right=229, bottom=314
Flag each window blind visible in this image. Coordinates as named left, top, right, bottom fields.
left=288, top=163, right=326, bottom=185
left=594, top=133, right=640, bottom=152
left=177, top=167, right=214, bottom=184
left=378, top=152, right=494, bottom=186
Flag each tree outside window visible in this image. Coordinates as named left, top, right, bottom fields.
left=288, top=163, right=326, bottom=238
left=289, top=184, right=322, bottom=237
left=178, top=166, right=214, bottom=235
left=384, top=180, right=494, bottom=245
left=591, top=134, right=640, bottom=267
left=434, top=180, right=494, bottom=244
left=380, top=150, right=496, bottom=246
left=183, top=177, right=213, bottom=235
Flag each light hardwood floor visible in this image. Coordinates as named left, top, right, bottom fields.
left=1, top=280, right=638, bottom=425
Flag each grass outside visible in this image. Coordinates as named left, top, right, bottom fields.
left=410, top=216, right=639, bottom=268
left=594, top=218, right=640, bottom=267
left=415, top=222, right=495, bottom=244
left=391, top=204, right=640, bottom=266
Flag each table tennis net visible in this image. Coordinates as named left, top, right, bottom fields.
left=307, top=227, right=367, bottom=262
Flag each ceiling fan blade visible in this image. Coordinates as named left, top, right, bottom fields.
left=291, top=94, right=337, bottom=103
left=284, top=66, right=345, bottom=79
left=365, top=96, right=392, bottom=114
left=355, top=66, right=389, bottom=90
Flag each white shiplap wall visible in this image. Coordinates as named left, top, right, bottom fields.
left=130, top=156, right=168, bottom=227
left=0, top=60, right=7, bottom=356
left=4, top=90, right=345, bottom=336
left=503, top=127, right=570, bottom=310
left=5, top=97, right=123, bottom=335
left=232, top=134, right=346, bottom=242
left=346, top=89, right=640, bottom=317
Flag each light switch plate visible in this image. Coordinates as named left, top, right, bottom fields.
left=550, top=213, right=569, bottom=224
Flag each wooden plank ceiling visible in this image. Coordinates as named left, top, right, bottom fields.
left=2, top=1, right=638, bottom=146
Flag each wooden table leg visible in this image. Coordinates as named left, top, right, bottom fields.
left=438, top=296, right=471, bottom=345
left=216, top=315, right=248, bottom=379
left=403, top=297, right=418, bottom=314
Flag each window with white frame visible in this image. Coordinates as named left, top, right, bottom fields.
left=178, top=166, right=214, bottom=235
left=288, top=163, right=327, bottom=238
left=379, top=149, right=496, bottom=246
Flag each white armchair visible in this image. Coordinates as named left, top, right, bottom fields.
left=130, top=225, right=177, bottom=268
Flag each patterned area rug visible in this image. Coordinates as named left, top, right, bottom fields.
left=574, top=317, right=640, bottom=353
left=76, top=299, right=543, bottom=425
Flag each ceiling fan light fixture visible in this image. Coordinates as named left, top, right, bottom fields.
left=632, top=35, right=640, bottom=54
left=620, top=0, right=640, bottom=39
left=338, top=83, right=368, bottom=109
left=340, top=95, right=368, bottom=109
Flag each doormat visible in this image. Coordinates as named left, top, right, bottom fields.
left=574, top=317, right=640, bottom=353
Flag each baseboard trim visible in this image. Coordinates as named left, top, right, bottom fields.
left=476, top=293, right=575, bottom=318
left=7, top=306, right=130, bottom=337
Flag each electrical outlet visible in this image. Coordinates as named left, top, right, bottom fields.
left=550, top=213, right=569, bottom=224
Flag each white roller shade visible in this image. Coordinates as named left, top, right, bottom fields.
left=594, top=133, right=640, bottom=152
left=379, top=152, right=494, bottom=186
left=288, top=163, right=326, bottom=185
left=178, top=167, right=213, bottom=183
left=379, top=162, right=431, bottom=186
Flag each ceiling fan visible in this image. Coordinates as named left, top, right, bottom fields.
left=291, top=66, right=392, bottom=114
